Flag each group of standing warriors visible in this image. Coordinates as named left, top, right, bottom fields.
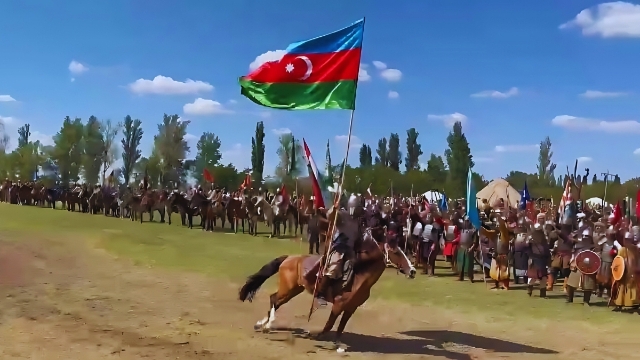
left=315, top=194, right=640, bottom=312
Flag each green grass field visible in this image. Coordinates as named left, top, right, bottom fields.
left=0, top=203, right=636, bottom=327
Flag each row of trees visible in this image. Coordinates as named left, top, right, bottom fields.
left=0, top=115, right=636, bottom=202
left=0, top=115, right=265, bottom=190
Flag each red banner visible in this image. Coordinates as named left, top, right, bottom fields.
left=203, top=168, right=214, bottom=183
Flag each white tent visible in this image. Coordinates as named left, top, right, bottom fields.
left=422, top=191, right=443, bottom=203
left=585, top=197, right=609, bottom=207
left=476, top=178, right=521, bottom=208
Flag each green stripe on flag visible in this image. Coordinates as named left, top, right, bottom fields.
left=239, top=78, right=356, bottom=110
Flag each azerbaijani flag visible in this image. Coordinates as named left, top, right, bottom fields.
left=303, top=139, right=330, bottom=209
left=239, top=19, right=364, bottom=110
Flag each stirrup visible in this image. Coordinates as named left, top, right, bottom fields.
left=314, top=295, right=327, bottom=307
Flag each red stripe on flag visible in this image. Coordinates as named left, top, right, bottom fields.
left=244, top=49, right=361, bottom=84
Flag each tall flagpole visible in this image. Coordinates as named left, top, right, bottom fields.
left=307, top=110, right=356, bottom=321
left=307, top=17, right=365, bottom=322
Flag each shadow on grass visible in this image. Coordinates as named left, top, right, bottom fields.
left=273, top=327, right=557, bottom=358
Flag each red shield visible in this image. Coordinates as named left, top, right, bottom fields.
left=575, top=250, right=601, bottom=275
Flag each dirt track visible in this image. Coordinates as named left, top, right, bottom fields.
left=0, top=235, right=638, bottom=360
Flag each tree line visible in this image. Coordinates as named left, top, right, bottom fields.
left=0, top=115, right=268, bottom=191
left=0, top=115, right=636, bottom=203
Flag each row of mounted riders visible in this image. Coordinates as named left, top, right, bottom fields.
left=0, top=182, right=315, bottom=237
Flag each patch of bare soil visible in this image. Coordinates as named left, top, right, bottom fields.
left=0, top=235, right=637, bottom=360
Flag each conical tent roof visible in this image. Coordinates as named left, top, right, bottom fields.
left=476, top=178, right=521, bottom=208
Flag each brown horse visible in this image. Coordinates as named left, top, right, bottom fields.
left=226, top=197, right=248, bottom=233
left=238, top=229, right=415, bottom=346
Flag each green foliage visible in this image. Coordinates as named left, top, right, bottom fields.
left=100, top=119, right=121, bottom=184
left=191, top=132, right=222, bottom=184
left=17, top=124, right=30, bottom=148
left=444, top=121, right=474, bottom=198
left=425, top=154, right=448, bottom=187
left=153, top=114, right=189, bottom=187
left=374, top=137, right=388, bottom=166
left=50, top=116, right=84, bottom=184
left=251, top=121, right=265, bottom=187
left=387, top=133, right=402, bottom=171
left=536, top=136, right=556, bottom=186
left=358, top=143, right=372, bottom=168
left=82, top=116, right=104, bottom=184
left=121, top=115, right=143, bottom=185
left=404, top=128, right=422, bottom=172
left=274, top=132, right=302, bottom=181
left=210, top=163, right=242, bottom=190
left=325, top=140, right=333, bottom=179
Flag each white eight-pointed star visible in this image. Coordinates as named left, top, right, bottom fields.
left=285, top=63, right=295, bottom=73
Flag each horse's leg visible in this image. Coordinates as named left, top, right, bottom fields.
left=333, top=309, right=356, bottom=345
left=256, top=286, right=304, bottom=333
left=314, top=305, right=342, bottom=339
left=159, top=207, right=165, bottom=223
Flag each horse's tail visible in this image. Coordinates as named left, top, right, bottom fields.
left=238, top=255, right=288, bottom=302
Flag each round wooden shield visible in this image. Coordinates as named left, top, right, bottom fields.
left=611, top=255, right=626, bottom=281
left=575, top=250, right=601, bottom=275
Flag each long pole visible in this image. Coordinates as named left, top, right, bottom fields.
left=601, top=171, right=617, bottom=209
left=307, top=109, right=356, bottom=321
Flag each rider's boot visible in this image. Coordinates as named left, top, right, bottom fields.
left=315, top=275, right=332, bottom=306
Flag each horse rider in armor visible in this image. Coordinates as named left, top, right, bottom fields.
left=315, top=195, right=361, bottom=305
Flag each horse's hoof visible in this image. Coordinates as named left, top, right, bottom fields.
left=261, top=327, right=271, bottom=334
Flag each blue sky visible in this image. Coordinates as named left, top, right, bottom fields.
left=1, top=1, right=640, bottom=181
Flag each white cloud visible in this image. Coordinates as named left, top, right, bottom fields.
left=551, top=115, right=640, bottom=134
left=249, top=50, right=287, bottom=71
left=471, top=87, right=519, bottom=99
left=68, top=60, right=88, bottom=75
left=0, top=95, right=16, bottom=102
left=372, top=61, right=387, bottom=70
left=494, top=144, right=538, bottom=152
left=0, top=116, right=15, bottom=125
left=183, top=98, right=232, bottom=116
left=580, top=90, right=627, bottom=98
left=334, top=134, right=363, bottom=152
left=31, top=131, right=54, bottom=147
left=577, top=156, right=593, bottom=164
left=379, top=68, right=402, bottom=82
left=272, top=128, right=292, bottom=136
left=128, top=75, right=213, bottom=95
left=70, top=78, right=75, bottom=82
left=634, top=148, right=640, bottom=155
left=257, top=111, right=272, bottom=119
left=221, top=143, right=251, bottom=170
left=427, top=112, right=468, bottom=127
left=358, top=64, right=371, bottom=82
left=228, top=99, right=238, bottom=105
left=560, top=2, right=640, bottom=38
left=184, top=133, right=199, bottom=154
left=388, top=91, right=399, bottom=99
